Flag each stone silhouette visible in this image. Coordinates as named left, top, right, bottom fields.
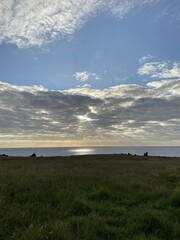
left=30, top=153, right=36, bottom=157
left=144, top=152, right=148, bottom=157
left=0, top=154, right=8, bottom=157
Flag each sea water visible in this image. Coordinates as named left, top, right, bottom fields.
left=0, top=146, right=179, bottom=157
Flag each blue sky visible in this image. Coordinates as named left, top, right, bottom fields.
left=0, top=0, right=180, bottom=147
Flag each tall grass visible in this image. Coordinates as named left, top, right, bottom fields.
left=0, top=154, right=179, bottom=239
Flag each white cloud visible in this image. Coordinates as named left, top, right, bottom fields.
left=139, top=55, right=154, bottom=64
left=74, top=71, right=100, bottom=81
left=152, top=63, right=180, bottom=79
left=66, top=83, right=149, bottom=98
left=138, top=61, right=180, bottom=79
left=67, top=79, right=180, bottom=98
left=137, top=62, right=166, bottom=76
left=82, top=84, right=91, bottom=88
left=0, top=0, right=157, bottom=48
left=74, top=72, right=91, bottom=81
left=91, top=73, right=100, bottom=80
left=147, top=79, right=180, bottom=95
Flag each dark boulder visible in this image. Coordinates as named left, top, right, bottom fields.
left=30, top=153, right=36, bottom=157
left=0, top=154, right=8, bottom=157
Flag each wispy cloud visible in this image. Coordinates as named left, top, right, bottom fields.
left=139, top=55, right=154, bottom=64
left=0, top=79, right=179, bottom=146
left=154, top=0, right=180, bottom=22
left=0, top=0, right=158, bottom=48
left=91, top=73, right=100, bottom=80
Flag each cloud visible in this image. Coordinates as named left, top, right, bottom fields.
left=0, top=79, right=179, bottom=146
left=147, top=79, right=180, bottom=95
left=74, top=72, right=91, bottom=81
left=138, top=61, right=180, bottom=79
left=139, top=55, right=154, bottom=64
left=74, top=71, right=100, bottom=81
left=0, top=0, right=157, bottom=48
left=91, top=73, right=100, bottom=80
left=154, top=0, right=180, bottom=22
left=81, top=84, right=91, bottom=88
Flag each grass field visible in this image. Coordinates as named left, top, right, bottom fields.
left=0, top=154, right=180, bottom=240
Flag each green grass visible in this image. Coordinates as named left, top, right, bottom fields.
left=0, top=154, right=179, bottom=239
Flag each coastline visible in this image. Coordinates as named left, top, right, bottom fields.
left=0, top=146, right=180, bottom=157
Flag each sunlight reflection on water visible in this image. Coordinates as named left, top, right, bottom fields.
left=68, top=148, right=95, bottom=155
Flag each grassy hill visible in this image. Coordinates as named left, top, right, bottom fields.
left=0, top=154, right=179, bottom=239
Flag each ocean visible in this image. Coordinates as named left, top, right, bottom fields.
left=0, top=146, right=180, bottom=157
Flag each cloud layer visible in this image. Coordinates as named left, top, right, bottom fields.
left=0, top=0, right=156, bottom=48
left=0, top=79, right=179, bottom=146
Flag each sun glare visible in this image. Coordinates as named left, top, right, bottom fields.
left=77, top=115, right=92, bottom=122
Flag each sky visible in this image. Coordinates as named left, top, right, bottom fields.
left=0, top=0, right=180, bottom=147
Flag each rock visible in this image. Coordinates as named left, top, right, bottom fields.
left=30, top=153, right=36, bottom=157
left=0, top=154, right=8, bottom=157
left=144, top=152, right=148, bottom=157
